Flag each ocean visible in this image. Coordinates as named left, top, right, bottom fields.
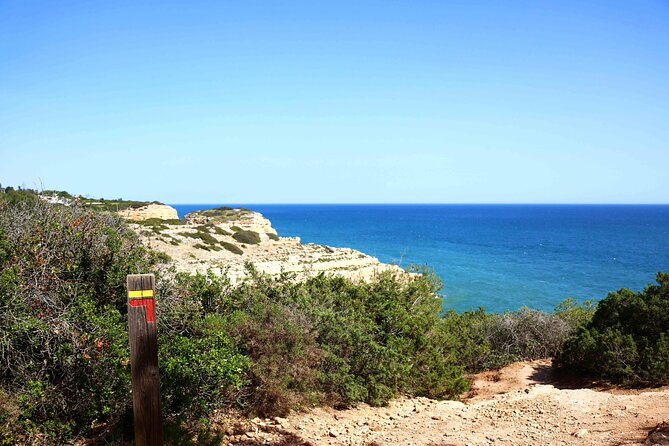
left=171, top=204, right=669, bottom=313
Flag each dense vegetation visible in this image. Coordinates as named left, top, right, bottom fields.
left=41, top=188, right=162, bottom=212
left=556, top=273, right=669, bottom=386
left=0, top=197, right=166, bottom=443
left=444, top=299, right=595, bottom=372
left=0, top=195, right=469, bottom=443
left=0, top=187, right=664, bottom=444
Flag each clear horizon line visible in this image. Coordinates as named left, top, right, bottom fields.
left=167, top=202, right=669, bottom=206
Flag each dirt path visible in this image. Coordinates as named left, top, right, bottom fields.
left=220, top=360, right=669, bottom=446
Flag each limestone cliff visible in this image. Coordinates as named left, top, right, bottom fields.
left=185, top=207, right=276, bottom=235
left=118, top=203, right=179, bottom=221
left=131, top=207, right=403, bottom=283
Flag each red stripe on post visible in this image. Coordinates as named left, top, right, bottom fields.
left=129, top=298, right=156, bottom=323
left=127, top=274, right=162, bottom=446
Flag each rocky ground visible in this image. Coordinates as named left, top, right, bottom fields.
left=215, top=360, right=669, bottom=446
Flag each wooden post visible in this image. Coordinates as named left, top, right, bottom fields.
left=127, top=274, right=163, bottom=446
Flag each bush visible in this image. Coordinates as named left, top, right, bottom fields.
left=225, top=302, right=323, bottom=416
left=213, top=226, right=231, bottom=236
left=180, top=230, right=220, bottom=246
left=267, top=232, right=279, bottom=241
left=0, top=187, right=39, bottom=207
left=194, top=242, right=221, bottom=251
left=0, top=200, right=255, bottom=443
left=556, top=273, right=669, bottom=386
left=159, top=319, right=249, bottom=417
left=135, top=218, right=184, bottom=229
left=221, top=241, right=243, bottom=255
left=305, top=269, right=468, bottom=405
left=443, top=299, right=594, bottom=372
left=232, top=230, right=261, bottom=245
left=216, top=267, right=469, bottom=413
left=0, top=199, right=157, bottom=442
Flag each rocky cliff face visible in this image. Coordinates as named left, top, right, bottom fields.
left=118, top=203, right=179, bottom=221
left=185, top=208, right=277, bottom=235
left=132, top=207, right=403, bottom=283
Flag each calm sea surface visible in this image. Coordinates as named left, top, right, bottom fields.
left=171, top=204, right=669, bottom=313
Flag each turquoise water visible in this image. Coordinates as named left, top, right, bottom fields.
left=171, top=204, right=669, bottom=313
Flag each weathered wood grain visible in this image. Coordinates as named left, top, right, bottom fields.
left=127, top=274, right=162, bottom=446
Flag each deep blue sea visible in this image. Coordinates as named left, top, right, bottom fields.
left=171, top=204, right=669, bottom=313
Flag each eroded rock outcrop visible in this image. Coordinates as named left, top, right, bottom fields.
left=185, top=207, right=276, bottom=235
left=118, top=203, right=179, bottom=221
left=132, top=207, right=402, bottom=283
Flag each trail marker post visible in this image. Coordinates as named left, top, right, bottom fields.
left=127, top=274, right=163, bottom=446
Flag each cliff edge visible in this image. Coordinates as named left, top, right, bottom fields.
left=128, top=206, right=403, bottom=283
left=118, top=203, right=179, bottom=221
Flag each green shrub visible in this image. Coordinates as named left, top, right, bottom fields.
left=232, top=230, right=261, bottom=245
left=225, top=302, right=323, bottom=416
left=179, top=230, right=219, bottom=246
left=135, top=218, right=184, bottom=228
left=267, top=232, right=279, bottom=241
left=443, top=299, right=594, bottom=372
left=442, top=308, right=500, bottom=371
left=185, top=207, right=253, bottom=223
left=159, top=319, right=249, bottom=416
left=556, top=273, right=669, bottom=386
left=0, top=200, right=256, bottom=443
left=41, top=189, right=74, bottom=200
left=0, top=200, right=157, bottom=442
left=214, top=267, right=468, bottom=414
left=159, top=270, right=234, bottom=318
left=213, top=226, right=231, bottom=236
left=80, top=198, right=157, bottom=212
left=553, top=297, right=596, bottom=329
left=221, top=241, right=243, bottom=255
left=0, top=186, right=39, bottom=207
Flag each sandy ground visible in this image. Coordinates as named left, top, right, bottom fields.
left=217, top=360, right=669, bottom=446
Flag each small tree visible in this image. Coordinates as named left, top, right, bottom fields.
left=556, top=273, right=669, bottom=386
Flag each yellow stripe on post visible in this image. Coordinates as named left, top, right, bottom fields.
left=128, top=289, right=154, bottom=298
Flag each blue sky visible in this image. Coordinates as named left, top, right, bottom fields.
left=1, top=1, right=667, bottom=203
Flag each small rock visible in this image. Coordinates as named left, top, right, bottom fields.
left=273, top=416, right=289, bottom=428
left=647, top=422, right=669, bottom=444
left=572, top=428, right=589, bottom=438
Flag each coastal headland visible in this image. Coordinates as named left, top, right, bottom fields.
left=123, top=202, right=404, bottom=283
